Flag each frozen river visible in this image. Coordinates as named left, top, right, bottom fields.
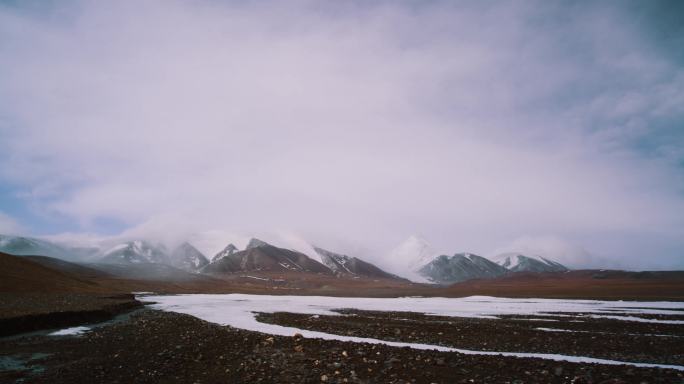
left=142, top=294, right=684, bottom=371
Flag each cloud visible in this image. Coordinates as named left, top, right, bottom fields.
left=0, top=0, right=683, bottom=268
left=0, top=211, right=23, bottom=235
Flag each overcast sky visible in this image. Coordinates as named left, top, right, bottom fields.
left=0, top=0, right=683, bottom=269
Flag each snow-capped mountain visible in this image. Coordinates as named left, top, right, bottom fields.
left=169, top=242, right=209, bottom=271
left=313, top=246, right=399, bottom=279
left=0, top=234, right=92, bottom=261
left=211, top=243, right=239, bottom=263
left=202, top=238, right=331, bottom=274
left=101, top=240, right=169, bottom=265
left=418, top=253, right=508, bottom=284
left=493, top=252, right=568, bottom=273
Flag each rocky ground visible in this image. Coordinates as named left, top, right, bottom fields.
left=1, top=309, right=683, bottom=383
left=256, top=309, right=684, bottom=366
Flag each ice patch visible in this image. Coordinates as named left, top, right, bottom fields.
left=590, top=314, right=684, bottom=325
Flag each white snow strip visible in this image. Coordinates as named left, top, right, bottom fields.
left=282, top=256, right=303, bottom=270
left=49, top=326, right=90, bottom=336
left=144, top=294, right=684, bottom=371
left=535, top=327, right=682, bottom=338
left=590, top=314, right=684, bottom=325
left=243, top=275, right=270, bottom=281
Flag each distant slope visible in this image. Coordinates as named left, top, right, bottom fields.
left=494, top=253, right=568, bottom=273
left=0, top=234, right=85, bottom=261
left=86, top=262, right=216, bottom=282
left=24, top=255, right=112, bottom=279
left=0, top=252, right=104, bottom=293
left=443, top=269, right=684, bottom=300
left=202, top=239, right=331, bottom=275
left=313, top=246, right=401, bottom=280
left=419, top=253, right=508, bottom=284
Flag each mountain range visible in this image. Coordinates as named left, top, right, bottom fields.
left=0, top=234, right=570, bottom=284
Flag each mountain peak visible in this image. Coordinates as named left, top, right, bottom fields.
left=170, top=242, right=208, bottom=271
left=211, top=243, right=239, bottom=263
left=246, top=238, right=269, bottom=250
left=418, top=252, right=507, bottom=284
left=101, top=240, right=169, bottom=265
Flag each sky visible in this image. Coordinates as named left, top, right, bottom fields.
left=0, top=0, right=683, bottom=270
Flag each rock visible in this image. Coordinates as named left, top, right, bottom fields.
left=320, top=374, right=328, bottom=382
left=384, top=357, right=401, bottom=368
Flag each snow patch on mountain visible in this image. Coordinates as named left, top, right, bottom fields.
left=212, top=243, right=239, bottom=263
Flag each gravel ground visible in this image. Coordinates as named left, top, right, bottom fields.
left=1, top=309, right=683, bottom=383
left=255, top=309, right=684, bottom=366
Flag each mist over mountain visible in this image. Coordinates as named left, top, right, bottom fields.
left=1, top=232, right=580, bottom=283
left=170, top=242, right=209, bottom=271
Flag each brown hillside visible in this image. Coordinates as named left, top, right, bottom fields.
left=0, top=252, right=110, bottom=293
left=442, top=270, right=684, bottom=300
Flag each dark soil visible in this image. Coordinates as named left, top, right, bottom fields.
left=1, top=310, right=683, bottom=383
left=0, top=293, right=142, bottom=336
left=255, top=309, right=684, bottom=366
